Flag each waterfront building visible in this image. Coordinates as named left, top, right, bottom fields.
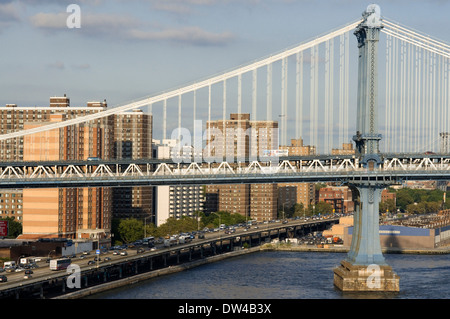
left=278, top=138, right=315, bottom=212
left=205, top=113, right=278, bottom=221
left=112, top=110, right=153, bottom=222
left=153, top=139, right=205, bottom=226
left=0, top=96, right=114, bottom=241
left=318, top=186, right=354, bottom=214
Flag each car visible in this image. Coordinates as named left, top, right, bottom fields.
left=112, top=251, right=119, bottom=255
left=88, top=260, right=95, bottom=265
left=137, top=248, right=145, bottom=253
left=120, top=251, right=128, bottom=256
left=104, top=257, right=111, bottom=261
left=23, top=270, right=33, bottom=279
left=0, top=275, right=7, bottom=283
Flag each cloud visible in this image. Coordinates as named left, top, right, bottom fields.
left=0, top=2, right=20, bottom=21
left=29, top=11, right=235, bottom=46
left=127, top=26, right=235, bottom=46
left=47, top=61, right=65, bottom=70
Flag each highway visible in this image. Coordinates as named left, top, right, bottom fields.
left=0, top=216, right=339, bottom=298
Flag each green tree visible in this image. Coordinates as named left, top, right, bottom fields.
left=395, top=190, right=414, bottom=211
left=379, top=199, right=396, bottom=214
left=117, top=218, right=144, bottom=244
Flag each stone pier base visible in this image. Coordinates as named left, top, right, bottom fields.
left=333, top=260, right=400, bottom=292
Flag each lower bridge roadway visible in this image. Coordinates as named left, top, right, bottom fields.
left=0, top=217, right=338, bottom=299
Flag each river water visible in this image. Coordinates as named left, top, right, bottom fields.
left=90, top=251, right=449, bottom=299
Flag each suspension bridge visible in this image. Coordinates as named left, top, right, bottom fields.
left=0, top=4, right=449, bottom=292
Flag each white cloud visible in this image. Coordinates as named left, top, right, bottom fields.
left=127, top=26, right=234, bottom=46
left=29, top=11, right=235, bottom=46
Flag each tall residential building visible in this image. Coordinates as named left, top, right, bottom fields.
left=0, top=95, right=114, bottom=240
left=318, top=186, right=355, bottom=214
left=154, top=139, right=205, bottom=226
left=278, top=138, right=315, bottom=211
left=205, top=113, right=279, bottom=221
left=113, top=110, right=153, bottom=221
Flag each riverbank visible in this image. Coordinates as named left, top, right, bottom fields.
left=54, top=246, right=262, bottom=299
left=55, top=243, right=449, bottom=299
left=260, top=242, right=450, bottom=254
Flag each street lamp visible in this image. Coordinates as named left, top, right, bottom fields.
left=211, top=212, right=221, bottom=228
left=211, top=212, right=222, bottom=239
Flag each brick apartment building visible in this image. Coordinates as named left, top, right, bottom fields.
left=0, top=96, right=153, bottom=241
left=278, top=138, right=316, bottom=212
left=205, top=113, right=279, bottom=221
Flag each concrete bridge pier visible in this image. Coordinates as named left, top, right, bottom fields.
left=333, top=183, right=400, bottom=292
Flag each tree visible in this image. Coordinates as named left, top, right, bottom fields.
left=379, top=199, right=396, bottom=214
left=117, top=218, right=144, bottom=244
left=0, top=217, right=22, bottom=238
left=395, top=191, right=414, bottom=211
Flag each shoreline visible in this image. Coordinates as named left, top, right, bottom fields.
left=55, top=244, right=449, bottom=299
left=260, top=243, right=450, bottom=255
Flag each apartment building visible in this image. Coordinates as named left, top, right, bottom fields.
left=113, top=110, right=153, bottom=221
left=318, top=186, right=355, bottom=214
left=0, top=95, right=114, bottom=240
left=154, top=139, right=205, bottom=226
left=205, top=113, right=279, bottom=221
left=278, top=138, right=315, bottom=211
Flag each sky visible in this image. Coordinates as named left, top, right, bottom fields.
left=0, top=0, right=449, bottom=109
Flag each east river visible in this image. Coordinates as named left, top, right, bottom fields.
left=89, top=251, right=449, bottom=299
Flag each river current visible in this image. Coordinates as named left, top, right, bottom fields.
left=90, top=251, right=449, bottom=299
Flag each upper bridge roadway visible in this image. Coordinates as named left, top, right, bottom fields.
left=0, top=154, right=449, bottom=189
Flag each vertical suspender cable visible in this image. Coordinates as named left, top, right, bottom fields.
left=178, top=96, right=181, bottom=142
left=252, top=69, right=257, bottom=121
left=281, top=57, right=287, bottom=146
left=267, top=63, right=272, bottom=121
left=339, top=34, right=344, bottom=148
left=296, top=51, right=303, bottom=141
left=208, top=85, right=211, bottom=155
left=223, top=80, right=227, bottom=123
left=163, top=99, right=167, bottom=140
left=238, top=73, right=242, bottom=116
left=310, top=45, right=316, bottom=148
left=329, top=38, right=334, bottom=153
left=324, top=40, right=330, bottom=153
left=344, top=32, right=349, bottom=146
left=385, top=34, right=391, bottom=152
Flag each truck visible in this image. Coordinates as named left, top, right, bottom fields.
left=179, top=235, right=192, bottom=244
left=3, top=261, right=16, bottom=271
left=164, top=237, right=178, bottom=247
left=49, top=258, right=71, bottom=271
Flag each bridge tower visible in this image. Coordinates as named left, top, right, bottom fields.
left=333, top=4, right=400, bottom=292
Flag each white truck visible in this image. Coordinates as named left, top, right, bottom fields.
left=179, top=235, right=192, bottom=244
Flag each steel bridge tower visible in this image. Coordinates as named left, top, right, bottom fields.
left=333, top=4, right=400, bottom=292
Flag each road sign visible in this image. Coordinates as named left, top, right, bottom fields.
left=96, top=249, right=100, bottom=255
left=0, top=220, right=8, bottom=237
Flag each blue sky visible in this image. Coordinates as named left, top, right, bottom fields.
left=0, top=0, right=449, bottom=111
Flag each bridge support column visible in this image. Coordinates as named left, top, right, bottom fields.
left=333, top=183, right=399, bottom=292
